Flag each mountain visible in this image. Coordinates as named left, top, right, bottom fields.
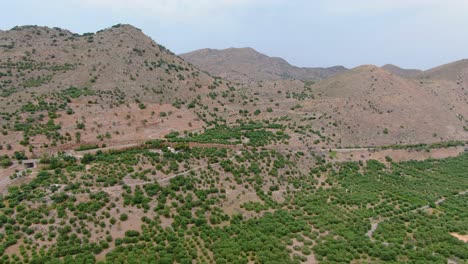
left=0, top=24, right=467, bottom=155
left=180, top=47, right=347, bottom=83
left=419, top=59, right=468, bottom=82
left=382, top=59, right=468, bottom=82
left=381, top=64, right=422, bottom=77
left=301, top=65, right=468, bottom=146
left=0, top=24, right=241, bottom=156
left=0, top=24, right=226, bottom=107
left=0, top=24, right=467, bottom=264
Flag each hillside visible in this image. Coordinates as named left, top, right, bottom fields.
left=180, top=47, right=347, bottom=83
left=0, top=24, right=231, bottom=107
left=420, top=59, right=468, bottom=82
left=381, top=64, right=422, bottom=77
left=233, top=64, right=468, bottom=147
left=0, top=25, right=244, bottom=156
left=1, top=25, right=467, bottom=155
left=0, top=24, right=467, bottom=264
left=301, top=65, right=468, bottom=146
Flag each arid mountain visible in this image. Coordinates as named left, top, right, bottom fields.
left=0, top=24, right=467, bottom=264
left=0, top=24, right=242, bottom=156
left=0, top=24, right=232, bottom=108
left=180, top=47, right=347, bottom=83
left=382, top=59, right=468, bottom=82
left=381, top=64, right=422, bottom=78
left=0, top=24, right=467, bottom=156
left=419, top=59, right=468, bottom=82
left=216, top=63, right=468, bottom=148
left=301, top=65, right=468, bottom=146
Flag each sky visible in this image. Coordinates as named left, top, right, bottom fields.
left=1, top=0, right=468, bottom=69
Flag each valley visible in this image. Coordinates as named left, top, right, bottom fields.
left=0, top=24, right=467, bottom=264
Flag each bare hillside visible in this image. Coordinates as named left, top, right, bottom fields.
left=420, top=59, right=468, bottom=83
left=302, top=65, right=468, bottom=146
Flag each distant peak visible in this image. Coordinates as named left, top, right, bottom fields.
left=353, top=65, right=380, bottom=71
left=180, top=47, right=265, bottom=59
left=96, top=24, right=143, bottom=35
left=382, top=64, right=399, bottom=69
left=382, top=64, right=421, bottom=71
left=208, top=47, right=260, bottom=55
left=108, top=24, right=142, bottom=31
left=232, top=47, right=257, bottom=52
left=208, top=47, right=259, bottom=53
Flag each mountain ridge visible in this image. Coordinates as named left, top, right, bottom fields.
left=180, top=47, right=347, bottom=83
left=381, top=64, right=422, bottom=77
left=1, top=24, right=467, bottom=154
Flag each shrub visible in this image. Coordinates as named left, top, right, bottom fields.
left=119, top=213, right=128, bottom=221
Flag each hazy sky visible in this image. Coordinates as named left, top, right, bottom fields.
left=2, top=0, right=468, bottom=69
